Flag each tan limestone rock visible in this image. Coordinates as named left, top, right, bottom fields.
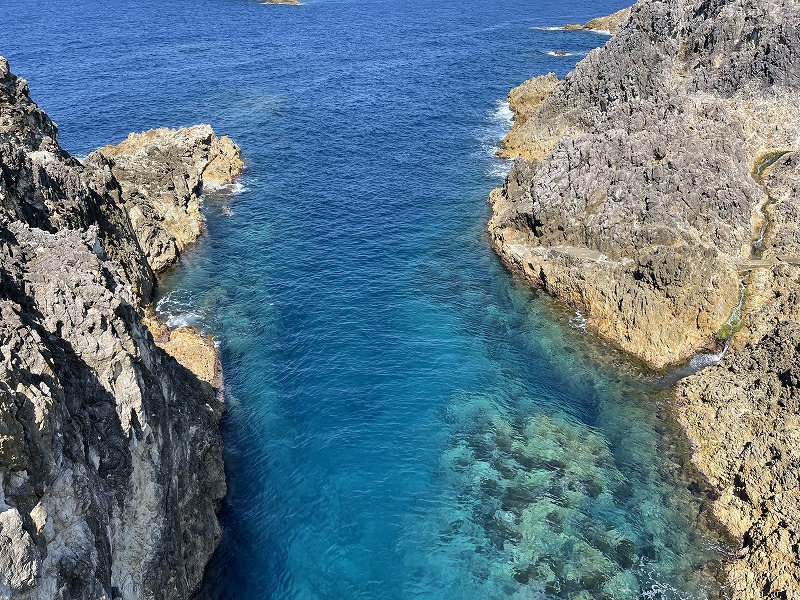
left=564, top=7, right=632, bottom=34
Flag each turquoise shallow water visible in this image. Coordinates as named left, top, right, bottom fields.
left=5, top=0, right=729, bottom=597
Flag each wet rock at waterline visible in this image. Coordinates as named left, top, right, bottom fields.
left=97, top=126, right=244, bottom=276
left=564, top=7, right=631, bottom=34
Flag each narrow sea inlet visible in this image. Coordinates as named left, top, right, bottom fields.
left=5, top=0, right=729, bottom=597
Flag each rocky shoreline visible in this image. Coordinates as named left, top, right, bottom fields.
left=490, top=0, right=799, bottom=597
left=0, top=57, right=242, bottom=599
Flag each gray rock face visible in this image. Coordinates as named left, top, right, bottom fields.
left=0, top=58, right=229, bottom=599
left=0, top=58, right=156, bottom=302
left=490, top=0, right=800, bottom=369
left=490, top=0, right=800, bottom=595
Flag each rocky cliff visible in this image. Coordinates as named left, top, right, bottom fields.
left=0, top=56, right=241, bottom=599
left=490, top=0, right=800, bottom=596
left=97, top=127, right=243, bottom=276
left=491, top=0, right=799, bottom=370
left=676, top=262, right=800, bottom=597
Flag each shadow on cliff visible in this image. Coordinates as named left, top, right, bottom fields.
left=0, top=224, right=133, bottom=596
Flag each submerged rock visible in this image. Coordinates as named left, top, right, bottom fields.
left=420, top=392, right=720, bottom=599
left=0, top=56, right=238, bottom=599
left=490, top=0, right=800, bottom=595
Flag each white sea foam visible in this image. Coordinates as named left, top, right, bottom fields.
left=660, top=335, right=731, bottom=386
left=205, top=181, right=251, bottom=195
left=156, top=291, right=206, bottom=330
left=487, top=161, right=512, bottom=179
left=228, top=182, right=251, bottom=195
left=165, top=311, right=204, bottom=329
left=569, top=310, right=587, bottom=331
left=687, top=344, right=728, bottom=370
left=478, top=100, right=514, bottom=179
left=546, top=51, right=574, bottom=56
left=492, top=100, right=513, bottom=125
left=531, top=24, right=613, bottom=35
left=637, top=561, right=696, bottom=600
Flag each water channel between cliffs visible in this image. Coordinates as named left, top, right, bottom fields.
left=5, top=0, right=733, bottom=596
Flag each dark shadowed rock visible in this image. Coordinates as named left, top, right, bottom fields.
left=0, top=57, right=236, bottom=599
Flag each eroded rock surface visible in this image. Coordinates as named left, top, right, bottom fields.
left=564, top=7, right=632, bottom=33
left=677, top=263, right=800, bottom=598
left=490, top=0, right=800, bottom=369
left=490, top=0, right=800, bottom=595
left=97, top=126, right=243, bottom=275
left=0, top=57, right=236, bottom=599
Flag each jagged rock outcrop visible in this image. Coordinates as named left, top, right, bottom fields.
left=0, top=56, right=240, bottom=599
left=564, top=7, right=632, bottom=33
left=490, top=0, right=800, bottom=596
left=97, top=127, right=243, bottom=275
left=0, top=59, right=156, bottom=303
left=496, top=74, right=560, bottom=161
left=490, top=0, right=800, bottom=369
left=676, top=261, right=800, bottom=597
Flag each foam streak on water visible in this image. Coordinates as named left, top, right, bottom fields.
left=3, top=0, right=727, bottom=597
left=479, top=100, right=514, bottom=179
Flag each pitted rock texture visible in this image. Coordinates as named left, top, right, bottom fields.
left=676, top=265, right=800, bottom=598
left=490, top=0, right=800, bottom=596
left=97, top=126, right=243, bottom=275
left=0, top=57, right=233, bottom=599
left=144, top=316, right=222, bottom=388
left=0, top=57, right=155, bottom=303
left=497, top=74, right=560, bottom=161
left=490, top=0, right=800, bottom=369
left=762, top=151, right=800, bottom=257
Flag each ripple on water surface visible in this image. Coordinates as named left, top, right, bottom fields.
left=2, top=0, right=732, bottom=597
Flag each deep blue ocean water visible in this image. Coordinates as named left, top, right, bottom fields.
left=5, top=1, right=729, bottom=598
